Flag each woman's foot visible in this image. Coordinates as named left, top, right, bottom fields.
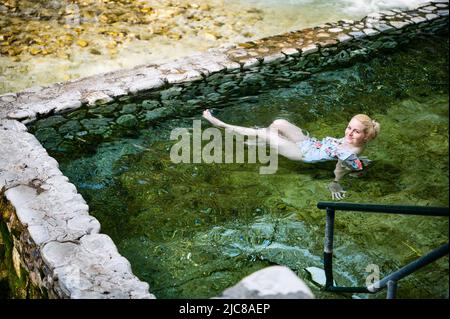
left=202, top=109, right=225, bottom=127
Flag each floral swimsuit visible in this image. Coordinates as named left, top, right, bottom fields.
left=297, top=136, right=364, bottom=171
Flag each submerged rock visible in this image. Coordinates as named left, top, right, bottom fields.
left=116, top=114, right=137, bottom=128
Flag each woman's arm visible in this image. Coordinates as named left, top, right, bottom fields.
left=333, top=160, right=350, bottom=182
left=328, top=160, right=350, bottom=200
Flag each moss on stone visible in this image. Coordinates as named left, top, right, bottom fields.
left=0, top=194, right=46, bottom=299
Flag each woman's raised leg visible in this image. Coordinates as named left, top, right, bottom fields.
left=202, top=109, right=265, bottom=137
left=269, top=119, right=308, bottom=143
left=258, top=129, right=304, bottom=161
left=202, top=110, right=303, bottom=161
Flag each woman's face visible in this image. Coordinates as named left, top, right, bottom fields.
left=344, top=118, right=367, bottom=147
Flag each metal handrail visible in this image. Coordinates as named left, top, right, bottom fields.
left=316, top=201, right=449, bottom=298
left=317, top=202, right=449, bottom=216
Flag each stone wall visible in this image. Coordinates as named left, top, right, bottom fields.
left=0, top=1, right=448, bottom=298
left=0, top=119, right=154, bottom=298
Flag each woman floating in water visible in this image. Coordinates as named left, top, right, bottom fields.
left=202, top=109, right=380, bottom=200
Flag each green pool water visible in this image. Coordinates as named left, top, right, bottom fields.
left=53, top=33, right=449, bottom=299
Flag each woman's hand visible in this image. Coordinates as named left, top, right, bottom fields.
left=328, top=181, right=346, bottom=200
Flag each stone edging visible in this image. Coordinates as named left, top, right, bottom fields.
left=0, top=119, right=154, bottom=298
left=0, top=1, right=448, bottom=298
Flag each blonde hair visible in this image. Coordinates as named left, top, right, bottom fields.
left=352, top=114, right=380, bottom=141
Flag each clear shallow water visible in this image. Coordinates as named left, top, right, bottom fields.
left=233, top=0, right=430, bottom=34
left=0, top=0, right=430, bottom=94
left=53, top=33, right=449, bottom=299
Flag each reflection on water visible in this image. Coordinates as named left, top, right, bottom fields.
left=55, top=33, right=449, bottom=299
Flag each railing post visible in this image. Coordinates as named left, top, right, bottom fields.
left=324, top=207, right=335, bottom=289
left=387, top=280, right=397, bottom=299
left=367, top=243, right=449, bottom=293
left=317, top=202, right=448, bottom=296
